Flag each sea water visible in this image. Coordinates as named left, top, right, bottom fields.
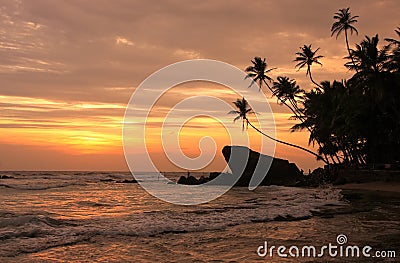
left=1, top=171, right=385, bottom=262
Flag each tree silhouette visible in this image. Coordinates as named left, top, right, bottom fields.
left=331, top=7, right=359, bottom=69
left=242, top=9, right=400, bottom=167
left=245, top=57, right=276, bottom=92
left=245, top=57, right=331, bottom=164
left=229, top=97, right=327, bottom=163
left=384, top=27, right=400, bottom=73
left=294, top=44, right=324, bottom=89
left=272, top=76, right=330, bottom=164
left=228, top=97, right=254, bottom=131
left=345, top=34, right=387, bottom=75
left=246, top=58, right=302, bottom=122
left=385, top=27, right=400, bottom=46
left=291, top=31, right=400, bottom=165
left=272, top=76, right=304, bottom=114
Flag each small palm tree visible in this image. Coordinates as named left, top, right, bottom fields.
left=385, top=27, right=400, bottom=46
left=272, top=76, right=304, bottom=114
left=331, top=7, right=359, bottom=68
left=384, top=27, right=400, bottom=72
left=245, top=58, right=302, bottom=119
left=245, top=57, right=276, bottom=92
left=229, top=97, right=327, bottom=163
left=229, top=97, right=254, bottom=131
left=294, top=44, right=324, bottom=89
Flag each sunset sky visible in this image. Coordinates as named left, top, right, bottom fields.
left=0, top=0, right=398, bottom=171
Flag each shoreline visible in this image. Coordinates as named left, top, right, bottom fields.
left=337, top=181, right=400, bottom=193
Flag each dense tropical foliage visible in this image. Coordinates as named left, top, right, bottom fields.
left=239, top=7, right=400, bottom=167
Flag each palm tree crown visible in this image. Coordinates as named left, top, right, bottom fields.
left=228, top=97, right=254, bottom=131
left=272, top=76, right=304, bottom=106
left=384, top=27, right=400, bottom=72
left=294, top=45, right=323, bottom=75
left=385, top=27, right=400, bottom=46
left=294, top=45, right=324, bottom=88
left=331, top=7, right=359, bottom=70
left=245, top=57, right=276, bottom=91
left=345, top=34, right=387, bottom=74
left=331, top=7, right=359, bottom=39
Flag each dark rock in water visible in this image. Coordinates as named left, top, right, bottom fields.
left=273, top=215, right=311, bottom=221
left=198, top=176, right=208, bottom=184
left=177, top=146, right=302, bottom=187
left=177, top=175, right=199, bottom=185
left=222, top=145, right=302, bottom=187
left=177, top=176, right=187, bottom=185
left=186, top=175, right=199, bottom=185
left=0, top=175, right=14, bottom=179
left=116, top=179, right=138, bottom=184
left=177, top=172, right=236, bottom=185
left=177, top=146, right=303, bottom=186
left=100, top=178, right=114, bottom=182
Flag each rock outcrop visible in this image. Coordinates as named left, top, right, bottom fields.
left=222, top=145, right=302, bottom=186
left=177, top=146, right=303, bottom=187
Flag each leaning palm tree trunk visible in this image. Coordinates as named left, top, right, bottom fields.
left=345, top=30, right=358, bottom=72
left=262, top=79, right=302, bottom=118
left=246, top=118, right=328, bottom=164
left=308, top=69, right=323, bottom=89
left=267, top=80, right=330, bottom=164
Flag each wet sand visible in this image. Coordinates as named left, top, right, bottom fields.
left=339, top=182, right=400, bottom=193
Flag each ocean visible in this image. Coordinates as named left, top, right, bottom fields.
left=0, top=171, right=398, bottom=262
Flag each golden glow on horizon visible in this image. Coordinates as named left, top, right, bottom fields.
left=0, top=95, right=124, bottom=154
left=0, top=86, right=319, bottom=171
left=0, top=85, right=313, bottom=160
left=137, top=82, right=273, bottom=171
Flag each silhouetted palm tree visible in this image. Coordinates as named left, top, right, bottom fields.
left=385, top=27, right=400, bottom=45
left=272, top=76, right=330, bottom=164
left=246, top=58, right=303, bottom=119
left=292, top=81, right=352, bottom=164
left=384, top=27, right=400, bottom=72
left=345, top=34, right=387, bottom=75
left=228, top=97, right=254, bottom=131
left=331, top=7, right=359, bottom=68
left=294, top=45, right=324, bottom=89
left=229, top=97, right=327, bottom=163
left=272, top=76, right=304, bottom=114
left=245, top=57, right=330, bottom=164
left=245, top=57, right=276, bottom=92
